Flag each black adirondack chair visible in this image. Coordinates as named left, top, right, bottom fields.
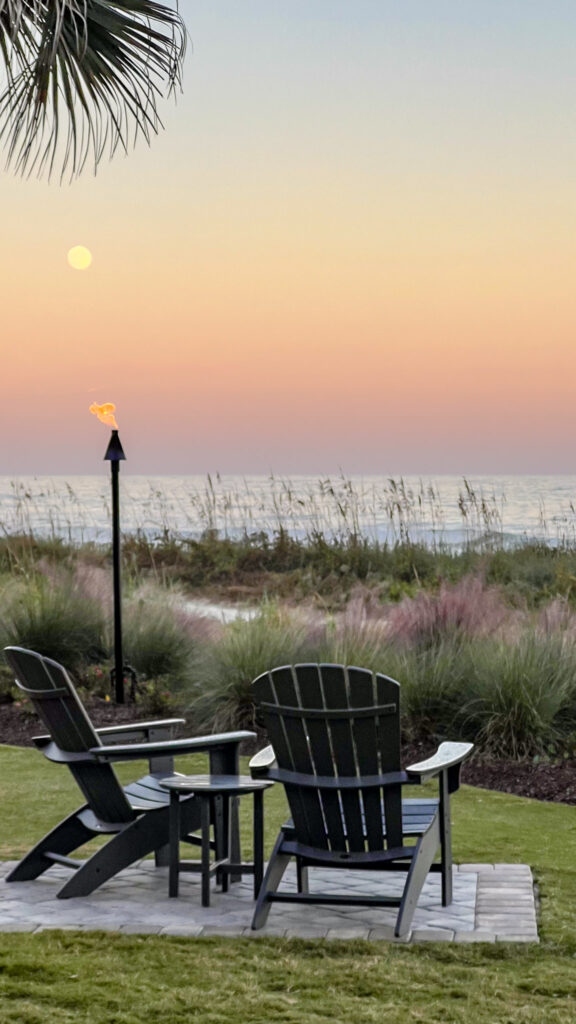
left=4, top=647, right=254, bottom=899
left=250, top=664, right=473, bottom=937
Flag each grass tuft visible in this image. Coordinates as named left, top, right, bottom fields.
left=3, top=577, right=107, bottom=671
left=122, top=593, right=197, bottom=684
left=190, top=603, right=314, bottom=733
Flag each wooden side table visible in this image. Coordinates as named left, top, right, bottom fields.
left=161, top=774, right=273, bottom=907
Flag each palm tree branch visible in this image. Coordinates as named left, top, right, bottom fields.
left=0, top=0, right=187, bottom=178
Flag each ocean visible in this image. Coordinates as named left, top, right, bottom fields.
left=2, top=474, right=576, bottom=549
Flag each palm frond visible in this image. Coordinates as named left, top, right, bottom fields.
left=0, top=0, right=186, bottom=179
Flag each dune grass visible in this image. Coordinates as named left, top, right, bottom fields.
left=1, top=742, right=576, bottom=1024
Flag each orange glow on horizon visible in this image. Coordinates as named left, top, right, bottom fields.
left=89, top=403, right=118, bottom=429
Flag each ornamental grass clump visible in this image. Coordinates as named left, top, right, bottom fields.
left=393, top=638, right=473, bottom=743
left=122, top=595, right=199, bottom=686
left=3, top=577, right=107, bottom=671
left=460, top=634, right=576, bottom=759
left=190, top=603, right=315, bottom=734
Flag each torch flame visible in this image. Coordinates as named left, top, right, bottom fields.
left=89, top=402, right=118, bottom=429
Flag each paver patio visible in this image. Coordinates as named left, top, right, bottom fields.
left=0, top=861, right=538, bottom=943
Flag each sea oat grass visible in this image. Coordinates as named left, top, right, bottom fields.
left=7, top=511, right=576, bottom=610
left=0, top=535, right=76, bottom=576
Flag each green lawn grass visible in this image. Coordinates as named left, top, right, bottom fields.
left=1, top=744, right=576, bottom=1023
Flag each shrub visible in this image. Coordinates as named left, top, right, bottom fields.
left=80, top=664, right=111, bottom=698
left=390, top=543, right=437, bottom=584
left=0, top=663, right=18, bottom=703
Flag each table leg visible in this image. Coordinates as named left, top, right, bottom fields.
left=220, top=795, right=231, bottom=893
left=209, top=743, right=242, bottom=881
left=201, top=796, right=211, bottom=907
left=253, top=789, right=264, bottom=900
left=169, top=790, right=180, bottom=898
left=149, top=727, right=176, bottom=867
left=214, top=794, right=226, bottom=890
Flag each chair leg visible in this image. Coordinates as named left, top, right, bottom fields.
left=154, top=844, right=170, bottom=868
left=57, top=797, right=201, bottom=899
left=395, top=816, right=440, bottom=938
left=5, top=810, right=94, bottom=883
left=251, top=831, right=291, bottom=930
left=438, top=772, right=453, bottom=906
left=296, top=858, right=309, bottom=894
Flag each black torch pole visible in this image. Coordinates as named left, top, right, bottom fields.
left=104, top=430, right=126, bottom=704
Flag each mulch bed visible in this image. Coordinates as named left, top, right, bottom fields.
left=0, top=699, right=146, bottom=749
left=2, top=701, right=575, bottom=806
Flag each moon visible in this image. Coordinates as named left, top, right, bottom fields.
left=67, top=245, right=92, bottom=270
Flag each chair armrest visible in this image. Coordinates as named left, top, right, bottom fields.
left=94, top=719, right=186, bottom=739
left=90, top=730, right=256, bottom=763
left=33, top=740, right=99, bottom=764
left=33, top=719, right=186, bottom=747
left=406, top=741, right=474, bottom=792
left=249, top=744, right=277, bottom=778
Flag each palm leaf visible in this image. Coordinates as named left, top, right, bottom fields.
left=0, top=0, right=186, bottom=178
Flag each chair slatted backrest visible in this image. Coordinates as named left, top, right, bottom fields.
left=253, top=664, right=403, bottom=853
left=4, top=647, right=135, bottom=824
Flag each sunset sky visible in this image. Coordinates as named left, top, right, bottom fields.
left=2, top=2, right=576, bottom=475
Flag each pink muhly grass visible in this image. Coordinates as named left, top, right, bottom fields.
left=73, top=564, right=113, bottom=613
left=312, top=594, right=390, bottom=670
left=335, top=593, right=388, bottom=643
left=343, top=585, right=389, bottom=623
left=385, top=574, right=510, bottom=648
left=175, top=606, right=225, bottom=645
left=537, top=597, right=576, bottom=640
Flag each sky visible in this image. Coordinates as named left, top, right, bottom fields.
left=2, top=1, right=576, bottom=475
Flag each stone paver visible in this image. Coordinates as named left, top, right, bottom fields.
left=474, top=866, right=538, bottom=942
left=325, top=927, right=371, bottom=941
left=0, top=861, right=537, bottom=944
left=454, top=930, right=496, bottom=943
left=412, top=928, right=456, bottom=942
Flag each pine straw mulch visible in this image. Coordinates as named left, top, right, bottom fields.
left=1, top=700, right=575, bottom=805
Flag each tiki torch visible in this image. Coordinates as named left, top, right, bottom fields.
left=90, top=403, right=133, bottom=704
